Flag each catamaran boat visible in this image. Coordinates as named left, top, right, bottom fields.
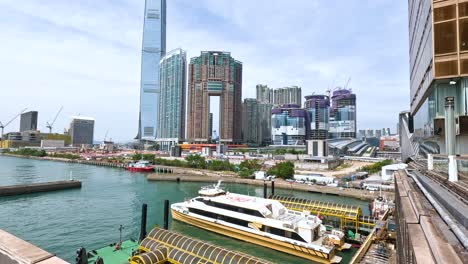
left=125, top=160, right=154, bottom=172
left=171, top=184, right=344, bottom=263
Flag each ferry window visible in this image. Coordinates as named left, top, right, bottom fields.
left=285, top=231, right=292, bottom=238
left=292, top=233, right=307, bottom=243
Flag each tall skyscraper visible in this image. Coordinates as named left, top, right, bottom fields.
left=304, top=95, right=330, bottom=140
left=406, top=0, right=468, bottom=156
left=69, top=117, right=94, bottom=146
left=19, top=111, right=38, bottom=132
left=157, top=48, right=186, bottom=150
left=137, top=0, right=166, bottom=141
left=242, top=99, right=259, bottom=144
left=329, top=88, right=357, bottom=138
left=186, top=51, right=243, bottom=143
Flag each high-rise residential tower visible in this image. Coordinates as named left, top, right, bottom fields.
left=242, top=98, right=259, bottom=144
left=19, top=111, right=38, bottom=132
left=137, top=0, right=166, bottom=141
left=329, top=88, right=357, bottom=138
left=273, top=86, right=302, bottom=106
left=156, top=48, right=186, bottom=150
left=186, top=51, right=243, bottom=143
left=256, top=84, right=273, bottom=104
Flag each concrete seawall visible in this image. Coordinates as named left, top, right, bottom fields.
left=0, top=229, right=69, bottom=264
left=0, top=180, right=82, bottom=197
left=147, top=174, right=389, bottom=201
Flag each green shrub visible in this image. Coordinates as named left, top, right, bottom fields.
left=267, top=161, right=295, bottom=179
left=360, top=159, right=392, bottom=174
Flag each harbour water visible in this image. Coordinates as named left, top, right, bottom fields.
left=0, top=156, right=369, bottom=263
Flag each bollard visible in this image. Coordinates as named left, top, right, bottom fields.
left=427, top=154, right=434, bottom=171
left=139, top=203, right=148, bottom=242
left=164, top=200, right=169, bottom=230
left=271, top=181, right=275, bottom=197
left=263, top=182, right=267, bottom=199
left=448, top=155, right=458, bottom=182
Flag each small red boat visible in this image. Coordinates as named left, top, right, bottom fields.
left=125, top=160, right=154, bottom=172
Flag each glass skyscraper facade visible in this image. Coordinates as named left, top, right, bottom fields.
left=138, top=0, right=166, bottom=140
left=157, top=48, right=186, bottom=150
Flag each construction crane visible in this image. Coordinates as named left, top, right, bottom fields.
left=46, top=106, right=63, bottom=134
left=0, top=108, right=28, bottom=139
left=103, top=130, right=109, bottom=142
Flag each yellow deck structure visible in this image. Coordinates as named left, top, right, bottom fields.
left=270, top=195, right=376, bottom=233
left=130, top=227, right=272, bottom=264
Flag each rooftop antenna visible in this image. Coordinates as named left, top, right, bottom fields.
left=46, top=106, right=63, bottom=133
left=0, top=108, right=28, bottom=139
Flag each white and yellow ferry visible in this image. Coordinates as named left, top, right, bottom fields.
left=171, top=182, right=344, bottom=263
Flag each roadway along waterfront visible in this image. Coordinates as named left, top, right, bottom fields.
left=0, top=155, right=370, bottom=263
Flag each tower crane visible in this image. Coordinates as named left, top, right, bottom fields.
left=0, top=108, right=28, bottom=139
left=46, top=106, right=63, bottom=134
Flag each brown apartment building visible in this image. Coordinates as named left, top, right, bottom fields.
left=186, top=51, right=243, bottom=143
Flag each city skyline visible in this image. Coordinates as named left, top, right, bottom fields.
left=0, top=0, right=408, bottom=141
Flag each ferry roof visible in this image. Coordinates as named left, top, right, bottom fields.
left=207, top=192, right=276, bottom=212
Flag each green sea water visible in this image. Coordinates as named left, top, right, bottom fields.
left=0, top=155, right=369, bottom=263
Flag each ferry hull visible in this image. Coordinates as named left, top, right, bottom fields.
left=171, top=209, right=340, bottom=264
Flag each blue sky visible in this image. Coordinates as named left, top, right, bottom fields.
left=0, top=0, right=409, bottom=142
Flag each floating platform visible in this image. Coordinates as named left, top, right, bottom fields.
left=130, top=227, right=272, bottom=264
left=0, top=180, right=81, bottom=197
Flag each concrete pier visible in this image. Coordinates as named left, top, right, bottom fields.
left=0, top=229, right=69, bottom=264
left=0, top=180, right=81, bottom=197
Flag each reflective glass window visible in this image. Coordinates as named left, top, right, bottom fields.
left=460, top=19, right=468, bottom=51
left=434, top=60, right=458, bottom=77
left=434, top=5, right=456, bottom=22
left=434, top=21, right=457, bottom=54
left=460, top=2, right=468, bottom=18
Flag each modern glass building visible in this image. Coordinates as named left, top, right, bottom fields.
left=157, top=48, right=186, bottom=150
left=186, top=51, right=243, bottom=143
left=305, top=95, right=330, bottom=140
left=69, top=117, right=94, bottom=146
left=271, top=104, right=309, bottom=145
left=137, top=0, right=166, bottom=141
left=404, top=0, right=468, bottom=157
left=329, top=88, right=357, bottom=139
left=19, top=111, right=38, bottom=132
